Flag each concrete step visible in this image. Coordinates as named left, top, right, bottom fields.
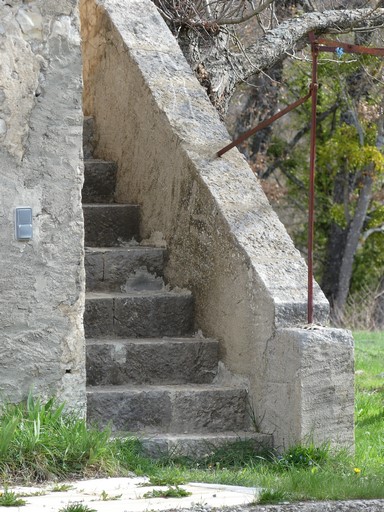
left=85, top=246, right=166, bottom=292
left=82, top=160, right=117, bottom=203
left=139, top=432, right=273, bottom=458
left=86, top=384, right=249, bottom=433
left=86, top=337, right=219, bottom=386
left=84, top=290, right=194, bottom=338
left=83, top=204, right=140, bottom=247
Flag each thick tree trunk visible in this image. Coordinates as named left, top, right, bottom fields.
left=333, top=172, right=374, bottom=317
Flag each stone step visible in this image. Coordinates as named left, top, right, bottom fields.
left=86, top=337, right=219, bottom=386
left=82, top=160, right=117, bottom=203
left=85, top=246, right=166, bottom=292
left=139, top=432, right=273, bottom=459
left=84, top=290, right=194, bottom=338
left=83, top=204, right=140, bottom=247
left=86, top=384, right=249, bottom=433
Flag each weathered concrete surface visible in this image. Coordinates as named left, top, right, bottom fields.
left=0, top=1, right=85, bottom=408
left=80, top=0, right=354, bottom=449
left=262, top=327, right=355, bottom=450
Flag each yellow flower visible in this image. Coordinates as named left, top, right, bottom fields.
left=354, top=467, right=361, bottom=475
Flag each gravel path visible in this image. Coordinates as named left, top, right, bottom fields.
left=164, top=501, right=384, bottom=512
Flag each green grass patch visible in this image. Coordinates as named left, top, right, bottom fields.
left=354, top=331, right=384, bottom=474
left=58, top=504, right=96, bottom=512
left=0, top=489, right=26, bottom=507
left=143, top=486, right=192, bottom=499
left=0, top=331, right=383, bottom=505
left=0, top=393, right=150, bottom=483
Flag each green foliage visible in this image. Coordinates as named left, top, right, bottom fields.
left=354, top=331, right=384, bottom=472
left=0, top=489, right=26, bottom=507
left=143, top=486, right=192, bottom=498
left=147, top=474, right=186, bottom=486
left=256, top=488, right=288, bottom=504
left=58, top=504, right=96, bottom=512
left=275, top=52, right=384, bottom=298
left=267, top=136, right=288, bottom=158
left=100, top=490, right=122, bottom=501
left=50, top=484, right=73, bottom=492
left=274, top=442, right=331, bottom=470
left=0, top=392, right=143, bottom=482
left=318, top=123, right=384, bottom=175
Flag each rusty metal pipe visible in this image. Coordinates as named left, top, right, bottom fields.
left=308, top=39, right=319, bottom=325
left=217, top=90, right=312, bottom=157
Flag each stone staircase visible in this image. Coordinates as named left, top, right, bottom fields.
left=82, top=127, right=272, bottom=457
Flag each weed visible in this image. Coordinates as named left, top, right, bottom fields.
left=0, top=392, right=144, bottom=482
left=275, top=442, right=331, bottom=470
left=0, top=489, right=26, bottom=507
left=256, top=488, right=288, bottom=504
left=58, top=503, right=96, bottom=512
left=143, top=486, right=192, bottom=499
left=147, top=475, right=186, bottom=486
left=99, top=490, right=122, bottom=501
left=51, top=484, right=73, bottom=492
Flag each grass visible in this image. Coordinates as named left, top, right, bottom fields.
left=0, top=331, right=383, bottom=505
left=143, top=486, right=192, bottom=499
left=354, top=330, right=384, bottom=475
left=58, top=505, right=96, bottom=512
left=0, top=489, right=26, bottom=507
left=0, top=393, right=149, bottom=483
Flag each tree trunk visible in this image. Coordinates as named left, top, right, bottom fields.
left=333, top=172, right=374, bottom=317
left=320, top=170, right=349, bottom=306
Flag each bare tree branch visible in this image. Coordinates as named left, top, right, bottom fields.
left=154, top=0, right=275, bottom=27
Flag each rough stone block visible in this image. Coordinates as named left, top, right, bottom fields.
left=87, top=386, right=172, bottom=432
left=113, top=291, right=194, bottom=337
left=85, top=247, right=165, bottom=292
left=82, top=159, right=117, bottom=203
left=261, top=327, right=355, bottom=451
left=83, top=204, right=140, bottom=246
left=86, top=337, right=219, bottom=385
left=84, top=294, right=114, bottom=338
left=87, top=384, right=248, bottom=433
left=84, top=290, right=194, bottom=338
left=169, top=386, right=248, bottom=433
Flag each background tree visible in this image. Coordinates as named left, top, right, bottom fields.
left=153, top=0, right=384, bottom=324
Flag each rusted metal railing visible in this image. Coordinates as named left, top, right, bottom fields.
left=217, top=33, right=384, bottom=324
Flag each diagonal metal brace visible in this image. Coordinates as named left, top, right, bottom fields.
left=217, top=88, right=312, bottom=157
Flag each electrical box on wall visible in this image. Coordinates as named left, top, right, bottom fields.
left=15, top=207, right=33, bottom=241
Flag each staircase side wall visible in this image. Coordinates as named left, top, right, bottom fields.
left=0, top=1, right=86, bottom=409
left=81, top=0, right=354, bottom=449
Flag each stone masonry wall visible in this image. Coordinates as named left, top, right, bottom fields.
left=0, top=0, right=85, bottom=408
left=80, top=0, right=354, bottom=450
